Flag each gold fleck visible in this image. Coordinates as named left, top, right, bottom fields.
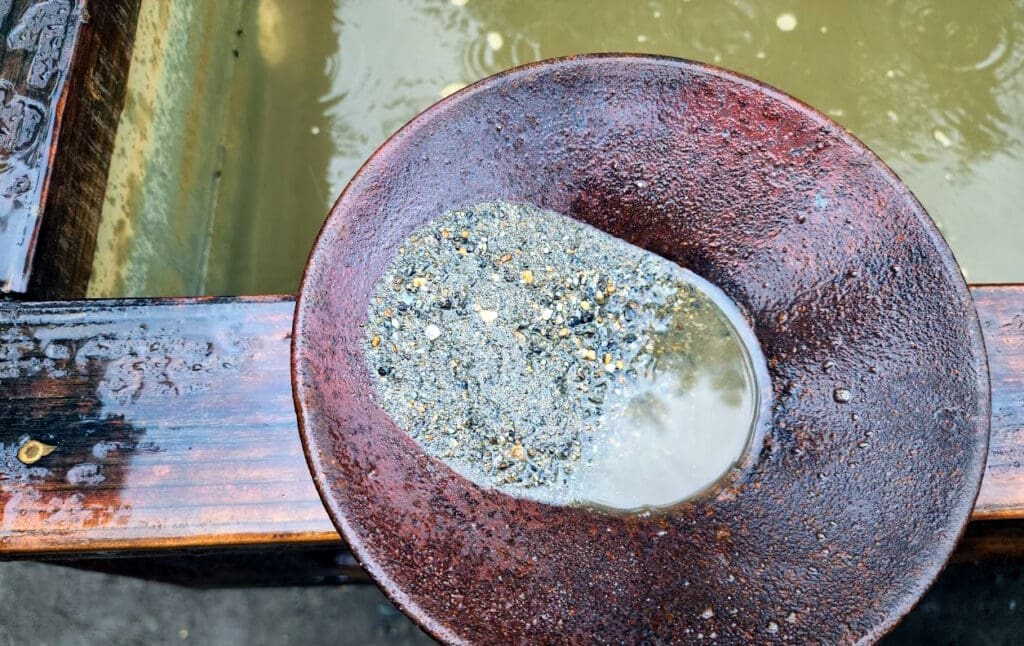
left=460, top=229, right=470, bottom=239
left=412, top=276, right=427, bottom=289
left=18, top=440, right=56, bottom=465
left=603, top=353, right=613, bottom=365
left=580, top=349, right=597, bottom=361
left=371, top=335, right=381, bottom=348
left=510, top=444, right=525, bottom=460
left=521, top=270, right=534, bottom=284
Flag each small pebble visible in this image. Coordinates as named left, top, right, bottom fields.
left=834, top=387, right=852, bottom=403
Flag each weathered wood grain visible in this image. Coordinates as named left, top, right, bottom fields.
left=0, top=287, right=1021, bottom=557
left=0, top=296, right=337, bottom=555
left=26, top=0, right=140, bottom=298
left=0, top=0, right=140, bottom=297
left=0, top=0, right=84, bottom=293
left=969, top=285, right=1024, bottom=520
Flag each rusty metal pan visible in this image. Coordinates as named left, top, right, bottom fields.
left=292, top=55, right=989, bottom=643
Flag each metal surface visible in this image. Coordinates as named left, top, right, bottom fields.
left=292, top=55, right=989, bottom=643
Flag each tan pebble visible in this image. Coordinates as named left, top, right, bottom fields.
left=461, top=229, right=470, bottom=239
left=580, top=349, right=597, bottom=361
left=371, top=335, right=381, bottom=348
left=412, top=277, right=426, bottom=288
left=603, top=353, right=612, bottom=365
left=510, top=444, right=525, bottom=460
left=479, top=309, right=499, bottom=323
left=558, top=328, right=570, bottom=338
left=521, top=270, right=534, bottom=284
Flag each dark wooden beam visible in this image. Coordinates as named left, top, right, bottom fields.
left=0, top=296, right=338, bottom=555
left=0, top=0, right=140, bottom=297
left=1, top=286, right=1022, bottom=558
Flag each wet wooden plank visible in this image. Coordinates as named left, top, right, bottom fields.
left=1, top=287, right=1022, bottom=557
left=0, top=0, right=140, bottom=297
left=969, top=285, right=1024, bottom=520
left=0, top=296, right=338, bottom=555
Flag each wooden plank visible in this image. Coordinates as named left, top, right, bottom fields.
left=969, top=285, right=1024, bottom=519
left=0, top=296, right=338, bottom=555
left=1, top=287, right=1022, bottom=557
left=0, top=0, right=140, bottom=297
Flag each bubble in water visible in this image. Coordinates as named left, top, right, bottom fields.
left=775, top=13, right=797, bottom=32
left=486, top=31, right=504, bottom=51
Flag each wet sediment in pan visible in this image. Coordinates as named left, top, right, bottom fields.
left=364, top=201, right=760, bottom=510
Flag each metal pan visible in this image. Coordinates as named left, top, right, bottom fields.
left=292, top=55, right=989, bottom=643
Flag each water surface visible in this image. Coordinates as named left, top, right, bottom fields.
left=90, top=0, right=1024, bottom=296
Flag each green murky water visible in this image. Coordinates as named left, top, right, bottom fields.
left=90, top=0, right=1024, bottom=297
